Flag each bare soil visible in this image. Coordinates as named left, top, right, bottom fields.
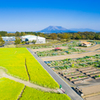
left=81, top=84, right=100, bottom=95
left=85, top=94, right=100, bottom=100
left=41, top=51, right=100, bottom=61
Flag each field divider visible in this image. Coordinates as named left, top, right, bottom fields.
left=25, top=58, right=30, bottom=81
left=17, top=85, right=26, bottom=100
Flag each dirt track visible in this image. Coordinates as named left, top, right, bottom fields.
left=41, top=51, right=100, bottom=61
left=82, top=44, right=100, bottom=51
left=85, top=94, right=100, bottom=100
left=0, top=68, right=58, bottom=92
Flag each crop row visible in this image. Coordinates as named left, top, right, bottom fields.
left=32, top=41, right=79, bottom=49
left=45, top=54, right=100, bottom=70
left=36, top=48, right=85, bottom=57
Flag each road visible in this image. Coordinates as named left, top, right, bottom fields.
left=27, top=48, right=83, bottom=100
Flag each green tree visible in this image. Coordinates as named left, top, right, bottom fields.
left=50, top=33, right=57, bottom=40
left=0, top=31, right=7, bottom=36
left=62, top=33, right=70, bottom=39
left=15, top=38, right=21, bottom=44
left=15, top=31, right=21, bottom=36
left=32, top=40, right=36, bottom=44
left=21, top=32, right=25, bottom=36
left=0, top=35, right=5, bottom=46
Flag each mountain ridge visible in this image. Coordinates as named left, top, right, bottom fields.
left=39, top=26, right=99, bottom=33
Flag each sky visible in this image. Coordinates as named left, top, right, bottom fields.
left=0, top=0, right=100, bottom=32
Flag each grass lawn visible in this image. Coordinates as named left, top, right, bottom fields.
left=0, top=77, right=24, bottom=100
left=0, top=48, right=59, bottom=88
left=20, top=86, right=71, bottom=100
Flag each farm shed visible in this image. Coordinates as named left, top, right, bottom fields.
left=21, top=35, right=46, bottom=44
left=81, top=42, right=91, bottom=47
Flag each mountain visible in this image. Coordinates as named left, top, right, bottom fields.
left=39, top=26, right=72, bottom=33
left=70, top=28, right=99, bottom=32
left=39, top=26, right=100, bottom=33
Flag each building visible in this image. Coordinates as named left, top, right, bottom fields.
left=81, top=42, right=91, bottom=47
left=21, top=35, right=46, bottom=44
left=2, top=36, right=15, bottom=42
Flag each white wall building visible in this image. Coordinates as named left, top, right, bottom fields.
left=21, top=35, right=46, bottom=44
left=2, top=36, right=15, bottom=41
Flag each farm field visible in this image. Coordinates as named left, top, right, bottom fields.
left=45, top=54, right=100, bottom=69
left=41, top=50, right=100, bottom=61
left=34, top=41, right=90, bottom=57
left=0, top=48, right=59, bottom=88
left=36, top=47, right=85, bottom=57
left=32, top=46, right=68, bottom=52
left=39, top=41, right=100, bottom=61
left=20, top=86, right=71, bottom=100
left=42, top=41, right=100, bottom=100
left=0, top=77, right=24, bottom=100
left=0, top=78, right=70, bottom=100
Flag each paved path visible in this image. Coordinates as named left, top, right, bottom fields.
left=27, top=48, right=83, bottom=100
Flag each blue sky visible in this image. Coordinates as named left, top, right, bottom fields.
left=0, top=0, right=100, bottom=31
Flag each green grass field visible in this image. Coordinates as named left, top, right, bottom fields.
left=0, top=77, right=24, bottom=100
left=20, top=86, right=71, bottom=100
left=0, top=78, right=70, bottom=100
left=0, top=48, right=59, bottom=88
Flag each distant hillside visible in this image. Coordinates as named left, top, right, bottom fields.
left=39, top=26, right=73, bottom=33
left=70, top=28, right=99, bottom=32
left=39, top=26, right=99, bottom=33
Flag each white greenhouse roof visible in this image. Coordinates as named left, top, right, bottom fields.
left=21, top=35, right=45, bottom=39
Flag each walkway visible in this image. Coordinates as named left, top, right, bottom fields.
left=27, top=48, right=83, bottom=100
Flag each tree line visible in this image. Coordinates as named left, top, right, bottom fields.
left=0, top=31, right=100, bottom=40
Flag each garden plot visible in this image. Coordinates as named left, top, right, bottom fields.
left=41, top=50, right=100, bottom=61
left=45, top=54, right=100, bottom=70
left=57, top=66, right=100, bottom=86
left=36, top=47, right=85, bottom=57
left=32, top=46, right=68, bottom=52
left=32, top=40, right=80, bottom=50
